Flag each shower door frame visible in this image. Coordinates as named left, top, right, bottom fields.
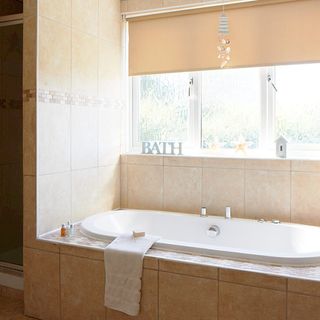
left=0, top=13, right=24, bottom=274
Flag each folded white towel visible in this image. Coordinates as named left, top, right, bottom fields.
left=104, top=233, right=160, bottom=316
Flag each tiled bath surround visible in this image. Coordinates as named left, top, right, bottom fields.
left=121, top=155, right=320, bottom=226
left=32, top=225, right=320, bottom=320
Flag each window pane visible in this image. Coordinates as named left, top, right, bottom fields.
left=138, top=73, right=189, bottom=142
left=202, top=68, right=261, bottom=149
left=275, top=64, right=320, bottom=144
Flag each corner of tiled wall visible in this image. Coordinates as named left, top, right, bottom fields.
left=24, top=0, right=124, bottom=319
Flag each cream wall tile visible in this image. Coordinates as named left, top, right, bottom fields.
left=107, top=269, right=158, bottom=320
left=291, top=172, right=320, bottom=226
left=291, top=160, right=320, bottom=172
left=71, top=106, right=98, bottom=170
left=288, top=293, right=320, bottom=320
left=98, top=40, right=121, bottom=99
left=120, top=163, right=128, bottom=208
left=120, top=0, right=128, bottom=13
left=163, top=0, right=201, bottom=6
left=127, top=164, right=163, bottom=210
left=23, top=175, right=36, bottom=246
left=127, top=154, right=163, bottom=166
left=72, top=0, right=99, bottom=36
left=202, top=168, right=245, bottom=218
left=37, top=172, right=71, bottom=235
left=99, top=0, right=121, bottom=42
left=245, top=170, right=291, bottom=221
left=24, top=248, right=60, bottom=320
left=23, top=16, right=37, bottom=90
left=219, top=282, right=286, bottom=320
left=39, top=0, right=71, bottom=26
left=127, top=0, right=163, bottom=11
left=245, top=159, right=291, bottom=171
left=202, top=157, right=245, bottom=169
left=23, top=99, right=36, bottom=176
left=71, top=166, right=118, bottom=221
left=164, top=166, right=201, bottom=214
left=38, top=102, right=71, bottom=175
left=159, top=260, right=218, bottom=279
left=98, top=107, right=121, bottom=166
left=159, top=272, right=218, bottom=320
left=60, top=254, right=105, bottom=320
left=72, top=168, right=99, bottom=221
left=164, top=156, right=202, bottom=167
left=39, top=17, right=71, bottom=92
left=72, top=30, right=98, bottom=96
left=219, top=269, right=286, bottom=291
left=96, top=165, right=120, bottom=212
left=24, top=177, right=59, bottom=252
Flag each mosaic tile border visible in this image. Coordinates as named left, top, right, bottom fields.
left=38, top=89, right=125, bottom=109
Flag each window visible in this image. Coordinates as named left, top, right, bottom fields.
left=131, top=63, right=320, bottom=155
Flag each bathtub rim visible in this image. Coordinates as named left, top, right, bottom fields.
left=80, top=209, right=320, bottom=267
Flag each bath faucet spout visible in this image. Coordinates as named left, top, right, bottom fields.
left=225, top=207, right=231, bottom=219
left=200, top=207, right=207, bottom=217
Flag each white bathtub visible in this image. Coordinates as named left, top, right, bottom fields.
left=80, top=209, right=320, bottom=266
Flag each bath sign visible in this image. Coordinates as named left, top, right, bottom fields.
left=142, top=141, right=183, bottom=155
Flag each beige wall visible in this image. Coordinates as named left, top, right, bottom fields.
left=121, top=155, right=320, bottom=226
left=35, top=0, right=123, bottom=235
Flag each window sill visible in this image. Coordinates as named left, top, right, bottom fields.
left=127, top=147, right=320, bottom=161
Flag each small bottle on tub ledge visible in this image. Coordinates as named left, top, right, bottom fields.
left=60, top=224, right=67, bottom=237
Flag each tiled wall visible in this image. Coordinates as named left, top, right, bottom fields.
left=24, top=246, right=320, bottom=320
left=23, top=0, right=124, bottom=315
left=120, top=0, right=218, bottom=12
left=35, top=0, right=124, bottom=235
left=121, top=155, right=320, bottom=226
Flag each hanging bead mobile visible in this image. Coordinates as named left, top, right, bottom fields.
left=217, top=6, right=231, bottom=68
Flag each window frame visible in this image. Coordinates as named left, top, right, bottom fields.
left=130, top=66, right=320, bottom=155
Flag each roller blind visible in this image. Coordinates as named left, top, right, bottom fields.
left=128, top=0, right=320, bottom=75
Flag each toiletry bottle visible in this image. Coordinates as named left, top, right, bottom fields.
left=60, top=224, right=67, bottom=237
left=69, top=223, right=74, bottom=237
left=66, top=221, right=71, bottom=237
